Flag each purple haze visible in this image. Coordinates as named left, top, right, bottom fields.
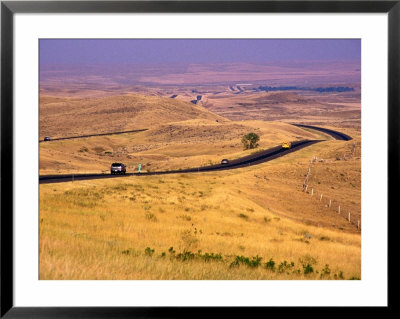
left=40, top=39, right=360, bottom=65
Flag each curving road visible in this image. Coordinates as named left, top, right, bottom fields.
left=39, top=124, right=350, bottom=184
left=291, top=124, right=352, bottom=141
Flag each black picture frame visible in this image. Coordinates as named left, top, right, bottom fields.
left=1, top=0, right=396, bottom=317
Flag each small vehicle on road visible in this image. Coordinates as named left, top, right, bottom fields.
left=281, top=141, right=291, bottom=149
left=44, top=136, right=51, bottom=141
left=221, top=159, right=230, bottom=165
left=111, top=163, right=126, bottom=175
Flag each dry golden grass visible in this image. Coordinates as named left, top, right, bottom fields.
left=39, top=94, right=225, bottom=140
left=39, top=139, right=361, bottom=280
left=39, top=120, right=323, bottom=175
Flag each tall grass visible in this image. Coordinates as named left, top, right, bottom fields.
left=40, top=155, right=361, bottom=280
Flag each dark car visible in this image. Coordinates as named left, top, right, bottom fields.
left=44, top=136, right=51, bottom=141
left=221, top=159, right=229, bottom=165
left=111, top=163, right=126, bottom=175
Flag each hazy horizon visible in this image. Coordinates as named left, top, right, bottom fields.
left=40, top=39, right=361, bottom=65
left=40, top=39, right=361, bottom=88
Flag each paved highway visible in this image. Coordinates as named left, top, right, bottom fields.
left=39, top=124, right=351, bottom=184
left=291, top=124, right=352, bottom=141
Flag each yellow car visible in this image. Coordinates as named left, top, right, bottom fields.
left=282, top=141, right=291, bottom=149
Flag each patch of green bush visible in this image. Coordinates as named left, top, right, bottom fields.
left=230, top=255, right=262, bottom=268
left=303, top=263, right=314, bottom=274
left=278, top=261, right=295, bottom=273
left=264, top=258, right=275, bottom=271
left=145, top=247, right=155, bottom=257
left=320, top=264, right=331, bottom=278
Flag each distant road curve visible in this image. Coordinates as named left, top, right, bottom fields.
left=292, top=124, right=352, bottom=141
left=39, top=124, right=352, bottom=184
left=39, top=128, right=148, bottom=143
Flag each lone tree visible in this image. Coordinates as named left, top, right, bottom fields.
left=241, top=132, right=260, bottom=150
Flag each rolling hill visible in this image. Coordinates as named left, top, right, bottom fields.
left=39, top=94, right=226, bottom=140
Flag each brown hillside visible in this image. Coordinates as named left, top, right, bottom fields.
left=39, top=94, right=227, bottom=139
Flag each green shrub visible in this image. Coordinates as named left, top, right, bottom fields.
left=171, top=249, right=223, bottom=263
left=176, top=250, right=195, bottom=261
left=200, top=252, right=223, bottom=262
left=230, top=255, right=262, bottom=268
left=320, top=264, right=331, bottom=277
left=303, top=263, right=314, bottom=274
left=264, top=258, right=275, bottom=271
left=145, top=247, right=155, bottom=257
left=278, top=261, right=295, bottom=273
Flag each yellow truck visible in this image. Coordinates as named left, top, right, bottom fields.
left=281, top=141, right=291, bottom=149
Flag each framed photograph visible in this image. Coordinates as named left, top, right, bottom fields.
left=1, top=0, right=396, bottom=316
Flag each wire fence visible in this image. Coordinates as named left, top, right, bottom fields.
left=302, top=143, right=361, bottom=232
left=303, top=186, right=361, bottom=231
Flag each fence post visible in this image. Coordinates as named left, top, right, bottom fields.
left=311, top=188, right=313, bottom=196
left=303, top=157, right=316, bottom=192
left=320, top=194, right=323, bottom=201
left=329, top=199, right=331, bottom=208
left=338, top=206, right=341, bottom=214
left=348, top=212, right=351, bottom=222
left=349, top=143, right=356, bottom=159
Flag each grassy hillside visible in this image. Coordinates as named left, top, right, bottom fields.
left=39, top=120, right=324, bottom=175
left=39, top=139, right=361, bottom=280
left=40, top=94, right=226, bottom=139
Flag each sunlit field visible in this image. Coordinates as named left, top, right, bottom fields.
left=40, top=139, right=361, bottom=280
